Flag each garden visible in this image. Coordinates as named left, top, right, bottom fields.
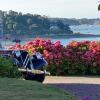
left=8, top=38, right=100, bottom=76
left=0, top=38, right=100, bottom=100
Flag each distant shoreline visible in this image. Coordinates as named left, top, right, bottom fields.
left=22, top=34, right=100, bottom=40
left=1, top=34, right=100, bottom=42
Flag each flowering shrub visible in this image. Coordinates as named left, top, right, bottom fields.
left=67, top=41, right=100, bottom=75
left=9, top=39, right=100, bottom=75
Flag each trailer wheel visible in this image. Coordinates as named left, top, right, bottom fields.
left=34, top=73, right=45, bottom=82
left=23, top=73, right=45, bottom=83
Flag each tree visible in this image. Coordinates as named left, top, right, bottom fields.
left=98, top=4, right=100, bottom=11
left=2, top=10, right=72, bottom=35
left=56, top=20, right=64, bottom=29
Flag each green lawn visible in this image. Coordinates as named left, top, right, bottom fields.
left=0, top=78, right=76, bottom=100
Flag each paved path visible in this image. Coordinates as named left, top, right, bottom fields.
left=44, top=76, right=100, bottom=100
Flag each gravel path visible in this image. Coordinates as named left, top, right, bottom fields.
left=44, top=76, right=100, bottom=100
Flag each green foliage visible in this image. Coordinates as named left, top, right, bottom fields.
left=46, top=60, right=87, bottom=76
left=98, top=4, right=100, bottom=11
left=0, top=10, right=72, bottom=35
left=0, top=56, right=21, bottom=78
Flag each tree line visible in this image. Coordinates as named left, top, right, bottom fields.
left=0, top=10, right=72, bottom=36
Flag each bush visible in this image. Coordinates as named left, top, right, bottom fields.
left=0, top=56, right=21, bottom=78
left=9, top=39, right=100, bottom=76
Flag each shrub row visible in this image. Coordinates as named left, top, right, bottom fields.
left=9, top=39, right=100, bottom=76
left=0, top=56, right=21, bottom=78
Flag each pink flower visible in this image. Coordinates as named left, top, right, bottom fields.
left=54, top=41, right=61, bottom=47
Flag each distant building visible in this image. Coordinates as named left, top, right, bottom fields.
left=94, top=21, right=100, bottom=25
left=50, top=26, right=59, bottom=30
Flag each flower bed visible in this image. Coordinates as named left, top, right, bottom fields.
left=9, top=39, right=100, bottom=76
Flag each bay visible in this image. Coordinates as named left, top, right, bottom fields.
left=52, top=37, right=100, bottom=46
left=70, top=25, right=100, bottom=35
left=1, top=37, right=100, bottom=47
left=1, top=25, right=100, bottom=47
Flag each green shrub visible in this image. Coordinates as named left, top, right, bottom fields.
left=0, top=56, right=21, bottom=78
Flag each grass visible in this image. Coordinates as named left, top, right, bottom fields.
left=0, top=78, right=76, bottom=100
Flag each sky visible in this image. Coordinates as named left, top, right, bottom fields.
left=0, top=0, right=99, bottom=18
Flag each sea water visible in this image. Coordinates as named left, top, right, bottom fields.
left=1, top=25, right=100, bottom=46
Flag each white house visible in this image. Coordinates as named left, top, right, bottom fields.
left=50, top=26, right=59, bottom=31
